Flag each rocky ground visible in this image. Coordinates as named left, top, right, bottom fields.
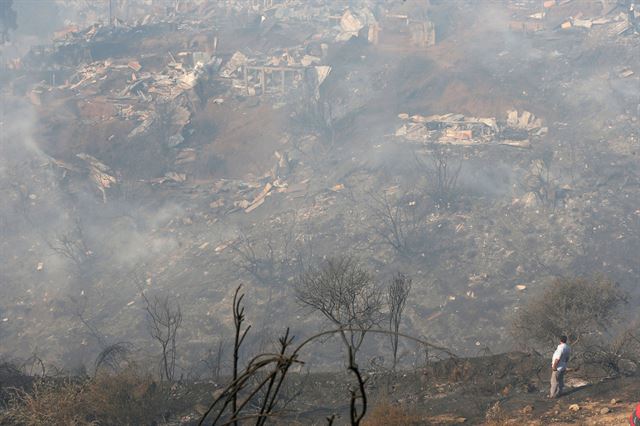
left=124, top=352, right=640, bottom=425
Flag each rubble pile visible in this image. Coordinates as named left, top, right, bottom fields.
left=394, top=110, right=547, bottom=148
left=509, top=0, right=640, bottom=35
left=219, top=47, right=331, bottom=97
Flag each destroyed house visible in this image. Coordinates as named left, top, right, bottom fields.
left=374, top=13, right=436, bottom=47
left=508, top=0, right=638, bottom=35
left=220, top=49, right=330, bottom=98
left=22, top=21, right=176, bottom=73
left=396, top=110, right=546, bottom=147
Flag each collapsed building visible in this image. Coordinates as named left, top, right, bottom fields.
left=508, top=0, right=640, bottom=35
left=372, top=12, right=436, bottom=47
left=219, top=48, right=331, bottom=97
left=10, top=0, right=439, bottom=202
left=395, top=110, right=547, bottom=148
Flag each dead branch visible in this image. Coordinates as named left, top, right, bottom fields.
left=368, top=191, right=409, bottom=254
left=202, top=338, right=226, bottom=381
left=295, top=257, right=384, bottom=362
left=94, top=342, right=133, bottom=375
left=231, top=221, right=300, bottom=290
left=367, top=189, right=426, bottom=255
left=46, top=217, right=93, bottom=278
left=415, top=147, right=463, bottom=208
left=232, top=285, right=250, bottom=425
left=199, top=325, right=454, bottom=426
left=142, top=292, right=182, bottom=382
left=347, top=347, right=367, bottom=426
left=21, top=353, right=46, bottom=378
left=67, top=294, right=106, bottom=347
left=387, top=273, right=412, bottom=370
left=200, top=281, right=453, bottom=426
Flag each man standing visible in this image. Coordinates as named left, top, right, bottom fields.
left=549, top=335, right=571, bottom=398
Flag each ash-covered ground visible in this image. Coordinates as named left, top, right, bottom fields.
left=0, top=0, right=639, bottom=378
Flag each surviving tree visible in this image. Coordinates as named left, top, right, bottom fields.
left=511, top=276, right=627, bottom=350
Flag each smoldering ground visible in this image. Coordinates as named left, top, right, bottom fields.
left=0, top=0, right=639, bottom=375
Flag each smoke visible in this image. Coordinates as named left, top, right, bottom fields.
left=0, top=97, right=44, bottom=165
left=458, top=158, right=515, bottom=198
left=0, top=0, right=638, bottom=370
left=107, top=204, right=184, bottom=268
left=0, top=94, right=186, bottom=292
left=0, top=0, right=17, bottom=43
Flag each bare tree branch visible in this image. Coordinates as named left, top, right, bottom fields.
left=387, top=273, right=412, bottom=370
left=295, top=257, right=384, bottom=363
left=415, top=147, right=463, bottom=208
left=142, top=292, right=182, bottom=382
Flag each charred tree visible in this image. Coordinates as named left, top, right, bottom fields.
left=387, top=273, right=412, bottom=370
left=295, top=257, right=383, bottom=364
left=415, top=147, right=463, bottom=209
left=142, top=292, right=182, bottom=382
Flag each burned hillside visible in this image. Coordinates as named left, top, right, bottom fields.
left=0, top=0, right=639, bottom=383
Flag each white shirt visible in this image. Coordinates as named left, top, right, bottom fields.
left=552, top=342, right=571, bottom=372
